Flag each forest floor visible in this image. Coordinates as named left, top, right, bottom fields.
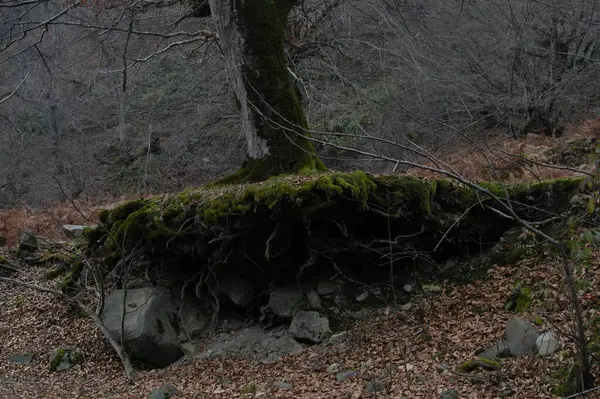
left=1, top=242, right=599, bottom=398
left=2, top=122, right=600, bottom=398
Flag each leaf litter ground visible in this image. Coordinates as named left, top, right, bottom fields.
left=2, top=245, right=600, bottom=399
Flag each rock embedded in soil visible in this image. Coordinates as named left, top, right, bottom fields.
left=289, top=311, right=332, bottom=344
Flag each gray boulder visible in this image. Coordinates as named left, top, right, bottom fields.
left=101, top=287, right=183, bottom=368
left=219, top=273, right=255, bottom=307
left=18, top=231, right=37, bottom=252
left=289, top=311, right=332, bottom=344
left=269, top=286, right=303, bottom=318
left=536, top=332, right=560, bottom=356
left=179, top=296, right=210, bottom=338
left=505, top=318, right=539, bottom=356
left=477, top=340, right=510, bottom=360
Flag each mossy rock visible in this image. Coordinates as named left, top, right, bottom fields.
left=456, top=358, right=500, bottom=373
left=48, top=347, right=83, bottom=372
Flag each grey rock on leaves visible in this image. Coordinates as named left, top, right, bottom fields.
left=273, top=381, right=293, bottom=390
left=505, top=318, right=539, bottom=356
left=289, top=311, right=332, bottom=344
left=101, top=287, right=183, bottom=368
left=269, top=286, right=303, bottom=318
left=18, top=231, right=37, bottom=252
left=148, top=385, right=177, bottom=399
left=48, top=347, right=83, bottom=372
left=327, top=331, right=349, bottom=345
left=477, top=340, right=510, bottom=360
left=336, top=370, right=357, bottom=382
left=8, top=354, right=34, bottom=364
left=536, top=332, right=560, bottom=356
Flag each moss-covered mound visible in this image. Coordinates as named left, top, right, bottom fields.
left=88, top=172, right=581, bottom=306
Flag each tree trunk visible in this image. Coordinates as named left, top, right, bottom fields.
left=209, top=0, right=324, bottom=182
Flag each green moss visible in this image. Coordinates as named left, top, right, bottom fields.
left=90, top=173, right=584, bottom=290
left=515, top=286, right=532, bottom=313
left=456, top=358, right=500, bottom=373
left=0, top=255, right=7, bottom=264
left=60, top=260, right=84, bottom=294
left=48, top=348, right=66, bottom=371
left=504, top=281, right=532, bottom=313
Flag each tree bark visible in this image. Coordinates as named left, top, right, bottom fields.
left=209, top=0, right=324, bottom=182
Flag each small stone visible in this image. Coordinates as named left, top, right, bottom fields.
left=148, top=385, right=177, bottom=399
left=317, top=281, right=337, bottom=296
left=445, top=259, right=457, bottom=269
left=439, top=389, right=460, bottom=399
left=400, top=302, right=412, bottom=311
left=8, top=354, right=34, bottom=364
left=415, top=373, right=427, bottom=383
left=536, top=332, right=560, bottom=356
left=327, top=331, right=349, bottom=345
left=365, top=380, right=386, bottom=393
left=351, top=308, right=371, bottom=320
left=326, top=363, right=341, bottom=373
left=336, top=370, right=357, bottom=382
left=18, top=231, right=37, bottom=253
left=221, top=378, right=232, bottom=386
left=356, top=291, right=369, bottom=302
left=306, top=290, right=322, bottom=309
left=273, top=381, right=293, bottom=390
left=403, top=284, right=414, bottom=293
